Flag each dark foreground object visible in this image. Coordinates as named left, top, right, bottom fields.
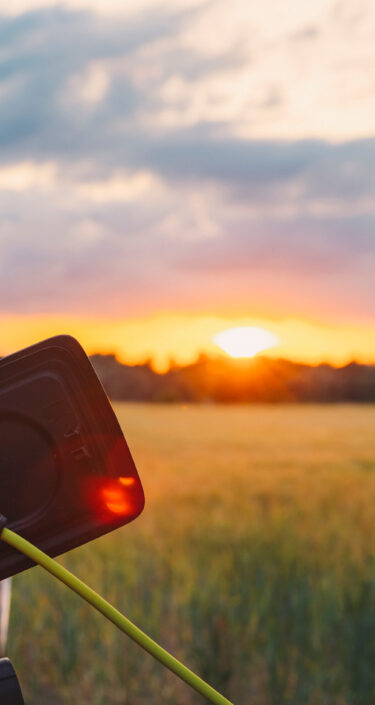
left=0, top=658, right=25, bottom=705
left=0, top=335, right=144, bottom=579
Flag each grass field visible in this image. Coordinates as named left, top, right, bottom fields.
left=8, top=403, right=375, bottom=704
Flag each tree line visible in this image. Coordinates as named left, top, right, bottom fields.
left=90, top=353, right=375, bottom=403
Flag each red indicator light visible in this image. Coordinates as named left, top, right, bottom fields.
left=106, top=500, right=131, bottom=515
left=101, top=484, right=135, bottom=516
left=118, top=476, right=136, bottom=487
left=102, top=488, right=123, bottom=502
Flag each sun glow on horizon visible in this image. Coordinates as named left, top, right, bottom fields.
left=2, top=312, right=375, bottom=371
left=213, top=326, right=280, bottom=359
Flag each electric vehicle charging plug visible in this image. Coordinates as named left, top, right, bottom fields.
left=0, top=526, right=234, bottom=705
left=0, top=658, right=25, bottom=705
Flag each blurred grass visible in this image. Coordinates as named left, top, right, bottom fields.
left=7, top=403, right=375, bottom=704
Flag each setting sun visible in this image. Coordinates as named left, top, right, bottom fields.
left=213, top=326, right=279, bottom=359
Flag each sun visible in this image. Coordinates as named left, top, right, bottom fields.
left=212, top=326, right=279, bottom=359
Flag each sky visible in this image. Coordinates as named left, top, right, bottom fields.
left=1, top=0, right=375, bottom=369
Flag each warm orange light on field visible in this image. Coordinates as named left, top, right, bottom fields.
left=213, top=326, right=279, bottom=359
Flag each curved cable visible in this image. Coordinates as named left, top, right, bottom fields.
left=1, top=527, right=233, bottom=705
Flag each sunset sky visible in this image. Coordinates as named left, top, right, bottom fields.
left=1, top=0, right=375, bottom=369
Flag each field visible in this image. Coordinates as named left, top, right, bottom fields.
left=8, top=403, right=375, bottom=705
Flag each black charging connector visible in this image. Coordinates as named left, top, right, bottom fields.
left=0, top=335, right=144, bottom=581
left=0, top=658, right=25, bottom=705
left=0, top=522, right=24, bottom=704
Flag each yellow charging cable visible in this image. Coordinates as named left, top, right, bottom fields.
left=1, top=526, right=234, bottom=705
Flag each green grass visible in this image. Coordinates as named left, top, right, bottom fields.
left=7, top=403, right=375, bottom=704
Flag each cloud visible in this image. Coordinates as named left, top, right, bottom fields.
left=76, top=171, right=161, bottom=203
left=0, top=161, right=57, bottom=190
left=0, top=5, right=191, bottom=158
left=0, top=2, right=374, bottom=326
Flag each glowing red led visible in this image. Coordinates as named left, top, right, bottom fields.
left=118, top=476, right=136, bottom=487
left=105, top=499, right=131, bottom=515
left=101, top=482, right=135, bottom=515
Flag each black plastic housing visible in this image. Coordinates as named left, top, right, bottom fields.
left=0, top=658, right=25, bottom=704
left=0, top=335, right=144, bottom=579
